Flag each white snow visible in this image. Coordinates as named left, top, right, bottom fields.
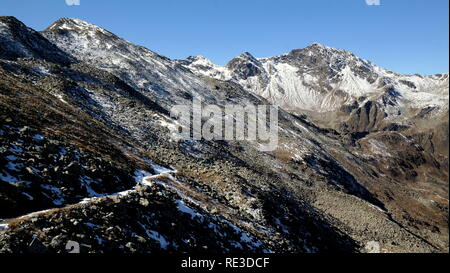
left=9, top=145, right=23, bottom=154
left=274, top=217, right=290, bottom=234
left=184, top=56, right=233, bottom=81
left=134, top=169, right=153, bottom=185
left=176, top=199, right=203, bottom=219
left=6, top=159, right=177, bottom=230
left=81, top=158, right=175, bottom=205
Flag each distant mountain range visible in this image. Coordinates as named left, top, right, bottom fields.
left=182, top=44, right=448, bottom=112
left=0, top=16, right=448, bottom=253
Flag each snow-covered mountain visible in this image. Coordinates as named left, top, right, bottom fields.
left=178, top=43, right=449, bottom=116
left=1, top=16, right=448, bottom=253
left=43, top=18, right=218, bottom=107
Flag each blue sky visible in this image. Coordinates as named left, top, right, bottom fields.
left=1, top=0, right=448, bottom=74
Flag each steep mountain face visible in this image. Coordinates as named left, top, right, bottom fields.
left=42, top=18, right=216, bottom=108
left=0, top=17, right=448, bottom=253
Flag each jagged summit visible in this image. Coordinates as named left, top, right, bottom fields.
left=237, top=51, right=257, bottom=59
left=184, top=55, right=215, bottom=65
left=304, top=42, right=346, bottom=52
left=285, top=43, right=365, bottom=66
left=309, top=42, right=327, bottom=47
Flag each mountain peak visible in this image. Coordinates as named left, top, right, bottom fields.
left=281, top=42, right=363, bottom=70
left=240, top=51, right=254, bottom=57
left=302, top=42, right=349, bottom=55
left=225, top=52, right=264, bottom=79
left=45, top=18, right=111, bottom=36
